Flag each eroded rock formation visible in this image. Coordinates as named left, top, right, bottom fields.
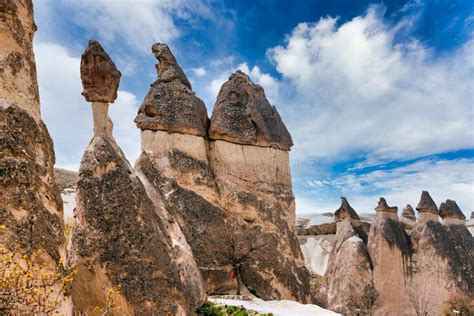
left=68, top=41, right=205, bottom=314
left=135, top=45, right=310, bottom=302
left=0, top=0, right=66, bottom=311
left=134, top=43, right=208, bottom=136
left=319, top=193, right=473, bottom=315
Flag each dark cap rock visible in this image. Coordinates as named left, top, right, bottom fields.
left=439, top=199, right=466, bottom=220
left=401, top=204, right=416, bottom=221
left=416, top=191, right=439, bottom=214
left=208, top=70, right=293, bottom=150
left=134, top=43, right=208, bottom=136
left=375, top=197, right=398, bottom=213
left=80, top=40, right=121, bottom=103
left=335, top=197, right=360, bottom=222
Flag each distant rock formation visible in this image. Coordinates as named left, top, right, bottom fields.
left=439, top=199, right=466, bottom=225
left=318, top=193, right=473, bottom=315
left=68, top=41, right=205, bottom=314
left=135, top=45, right=310, bottom=302
left=134, top=43, right=208, bottom=136
left=416, top=190, right=439, bottom=224
left=0, top=0, right=66, bottom=311
left=401, top=204, right=416, bottom=221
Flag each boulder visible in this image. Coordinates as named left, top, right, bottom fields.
left=416, top=190, right=439, bottom=224
left=209, top=71, right=293, bottom=150
left=439, top=199, right=466, bottom=225
left=134, top=43, right=208, bottom=136
left=80, top=40, right=121, bottom=103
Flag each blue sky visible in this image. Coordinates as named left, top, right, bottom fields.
left=32, top=0, right=473, bottom=215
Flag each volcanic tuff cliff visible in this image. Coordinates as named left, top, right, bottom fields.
left=68, top=41, right=206, bottom=314
left=135, top=43, right=310, bottom=302
left=317, top=192, right=474, bottom=315
left=0, top=0, right=67, bottom=311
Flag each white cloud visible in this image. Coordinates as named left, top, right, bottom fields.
left=268, top=7, right=474, bottom=162
left=296, top=158, right=474, bottom=217
left=192, top=67, right=207, bottom=77
left=35, top=41, right=141, bottom=170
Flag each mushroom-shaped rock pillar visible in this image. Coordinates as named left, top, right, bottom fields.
left=80, top=40, right=121, bottom=137
left=401, top=204, right=416, bottom=221
left=374, top=197, right=398, bottom=220
left=416, top=190, right=439, bottom=224
left=439, top=199, right=466, bottom=225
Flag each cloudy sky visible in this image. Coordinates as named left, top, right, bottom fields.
left=32, top=0, right=473, bottom=216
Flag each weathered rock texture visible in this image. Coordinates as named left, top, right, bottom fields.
left=69, top=41, right=205, bottom=314
left=374, top=197, right=398, bottom=220
left=319, top=194, right=473, bottom=315
left=134, top=47, right=310, bottom=302
left=439, top=199, right=466, bottom=225
left=0, top=0, right=66, bottom=305
left=80, top=40, right=121, bottom=103
left=209, top=71, right=293, bottom=150
left=135, top=43, right=208, bottom=136
left=317, top=200, right=373, bottom=314
left=401, top=204, right=416, bottom=221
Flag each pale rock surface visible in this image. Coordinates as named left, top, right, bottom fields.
left=0, top=1, right=67, bottom=312
left=298, top=235, right=336, bottom=276
left=135, top=43, right=208, bottom=136
left=317, top=199, right=373, bottom=314
left=367, top=199, right=413, bottom=315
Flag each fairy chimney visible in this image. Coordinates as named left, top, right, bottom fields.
left=439, top=199, right=466, bottom=225
left=374, top=197, right=398, bottom=220
left=334, top=197, right=360, bottom=225
left=416, top=191, right=439, bottom=224
left=80, top=40, right=121, bottom=137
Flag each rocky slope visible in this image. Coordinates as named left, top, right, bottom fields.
left=135, top=45, right=310, bottom=302
left=0, top=0, right=67, bottom=311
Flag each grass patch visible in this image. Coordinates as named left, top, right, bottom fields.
left=196, top=301, right=273, bottom=316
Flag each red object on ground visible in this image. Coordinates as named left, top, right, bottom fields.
left=231, top=271, right=235, bottom=280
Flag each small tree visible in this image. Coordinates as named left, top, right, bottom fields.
left=407, top=283, right=433, bottom=316
left=348, top=283, right=379, bottom=315
left=0, top=244, right=75, bottom=314
left=220, top=221, right=266, bottom=295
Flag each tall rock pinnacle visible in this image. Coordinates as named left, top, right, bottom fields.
left=134, top=43, right=208, bottom=136
left=374, top=197, right=398, bottom=220
left=209, top=70, right=293, bottom=150
left=401, top=204, right=416, bottom=221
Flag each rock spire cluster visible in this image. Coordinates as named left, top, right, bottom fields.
left=317, top=192, right=473, bottom=315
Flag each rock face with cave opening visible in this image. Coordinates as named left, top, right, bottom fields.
left=134, top=44, right=310, bottom=302
left=68, top=40, right=206, bottom=314
left=0, top=0, right=67, bottom=311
